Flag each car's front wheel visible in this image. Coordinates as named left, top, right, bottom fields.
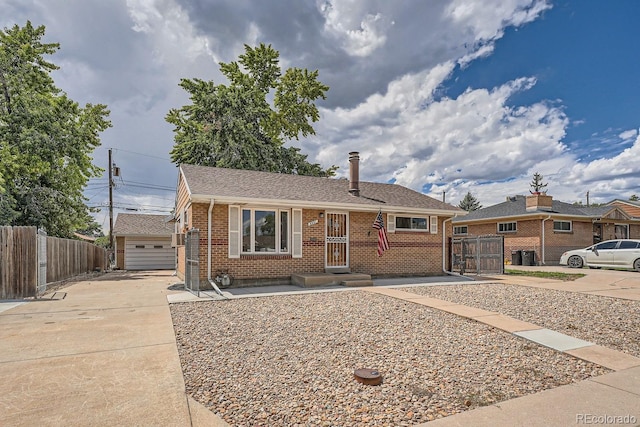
left=634, top=258, right=640, bottom=272
left=568, top=255, right=584, bottom=268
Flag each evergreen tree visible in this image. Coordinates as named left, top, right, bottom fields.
left=529, top=172, right=548, bottom=194
left=458, top=191, right=482, bottom=212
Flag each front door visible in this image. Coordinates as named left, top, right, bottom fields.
left=325, top=212, right=349, bottom=271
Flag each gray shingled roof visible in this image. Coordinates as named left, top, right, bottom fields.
left=453, top=195, right=614, bottom=223
left=113, top=214, right=174, bottom=236
left=180, top=164, right=463, bottom=213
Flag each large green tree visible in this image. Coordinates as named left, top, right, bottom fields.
left=458, top=191, right=482, bottom=212
left=0, top=22, right=111, bottom=237
left=167, top=43, right=335, bottom=176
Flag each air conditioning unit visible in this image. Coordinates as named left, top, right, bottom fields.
left=171, top=233, right=185, bottom=247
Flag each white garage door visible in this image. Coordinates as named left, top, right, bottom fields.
left=125, top=237, right=175, bottom=270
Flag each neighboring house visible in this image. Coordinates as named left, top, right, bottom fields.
left=607, top=199, right=640, bottom=219
left=113, top=213, right=175, bottom=270
left=452, top=193, right=640, bottom=265
left=173, top=152, right=464, bottom=287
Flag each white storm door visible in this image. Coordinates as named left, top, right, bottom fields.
left=325, top=212, right=349, bottom=269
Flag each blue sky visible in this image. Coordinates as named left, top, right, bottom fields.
left=2, top=0, right=639, bottom=230
left=444, top=1, right=639, bottom=163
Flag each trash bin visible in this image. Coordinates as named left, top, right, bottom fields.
left=522, top=250, right=536, bottom=266
left=511, top=250, right=522, bottom=265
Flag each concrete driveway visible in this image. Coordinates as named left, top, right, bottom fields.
left=502, top=265, right=640, bottom=300
left=0, top=271, right=225, bottom=427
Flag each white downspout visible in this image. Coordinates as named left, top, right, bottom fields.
left=206, top=199, right=225, bottom=297
left=541, top=215, right=551, bottom=265
left=443, top=215, right=466, bottom=278
left=207, top=198, right=214, bottom=280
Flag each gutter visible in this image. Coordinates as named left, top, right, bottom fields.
left=541, top=215, right=552, bottom=265
left=206, top=198, right=225, bottom=297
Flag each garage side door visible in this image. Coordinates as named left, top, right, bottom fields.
left=125, top=237, right=175, bottom=270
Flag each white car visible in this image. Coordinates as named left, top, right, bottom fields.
left=560, top=239, right=640, bottom=271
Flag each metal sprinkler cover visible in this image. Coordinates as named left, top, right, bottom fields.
left=354, top=368, right=383, bottom=386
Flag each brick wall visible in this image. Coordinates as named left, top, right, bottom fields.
left=465, top=218, right=596, bottom=265
left=185, top=203, right=449, bottom=284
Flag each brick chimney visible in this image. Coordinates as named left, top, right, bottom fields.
left=526, top=193, right=553, bottom=211
left=348, top=151, right=360, bottom=196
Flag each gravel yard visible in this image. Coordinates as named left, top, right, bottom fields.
left=170, top=290, right=608, bottom=426
left=403, top=283, right=640, bottom=358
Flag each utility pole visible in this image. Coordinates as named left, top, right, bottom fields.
left=108, top=148, right=114, bottom=249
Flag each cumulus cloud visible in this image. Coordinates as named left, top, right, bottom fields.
left=318, top=1, right=392, bottom=57
left=618, top=128, right=638, bottom=141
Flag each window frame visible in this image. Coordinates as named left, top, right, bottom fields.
left=553, top=220, right=572, bottom=232
left=394, top=215, right=430, bottom=232
left=497, top=221, right=517, bottom=233
left=453, top=225, right=468, bottom=235
left=241, top=207, right=291, bottom=254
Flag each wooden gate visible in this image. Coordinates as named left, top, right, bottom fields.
left=451, top=235, right=504, bottom=275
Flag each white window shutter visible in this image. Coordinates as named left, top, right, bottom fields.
left=292, top=209, right=302, bottom=258
left=228, top=206, right=240, bottom=258
left=430, top=216, right=438, bottom=234
left=387, top=214, right=395, bottom=233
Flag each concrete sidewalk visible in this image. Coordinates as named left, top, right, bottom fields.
left=0, top=271, right=226, bottom=427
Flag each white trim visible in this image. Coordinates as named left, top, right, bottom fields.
left=240, top=207, right=292, bottom=255
left=228, top=205, right=240, bottom=258
left=292, top=209, right=302, bottom=258
left=393, top=215, right=430, bottom=232
left=430, top=216, right=438, bottom=234
left=387, top=214, right=395, bottom=233
left=497, top=221, right=517, bottom=233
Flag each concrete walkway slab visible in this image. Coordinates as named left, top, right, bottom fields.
left=566, top=345, right=640, bottom=371
left=514, top=328, right=593, bottom=351
left=474, top=314, right=540, bottom=333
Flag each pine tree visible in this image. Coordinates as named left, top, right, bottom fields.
left=529, top=172, right=548, bottom=194
left=458, top=191, right=482, bottom=212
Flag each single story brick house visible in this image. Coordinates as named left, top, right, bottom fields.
left=452, top=193, right=640, bottom=265
left=607, top=198, right=640, bottom=219
left=113, top=213, right=175, bottom=270
left=173, top=152, right=464, bottom=286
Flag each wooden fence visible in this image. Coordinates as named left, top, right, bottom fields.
left=0, top=226, right=107, bottom=299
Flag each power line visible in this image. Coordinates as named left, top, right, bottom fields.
left=111, top=148, right=173, bottom=162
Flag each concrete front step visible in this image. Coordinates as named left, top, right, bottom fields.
left=291, top=272, right=372, bottom=288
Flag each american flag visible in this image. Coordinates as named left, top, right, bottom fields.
left=372, top=210, right=389, bottom=256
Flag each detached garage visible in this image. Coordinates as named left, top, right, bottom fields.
left=113, top=214, right=175, bottom=271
